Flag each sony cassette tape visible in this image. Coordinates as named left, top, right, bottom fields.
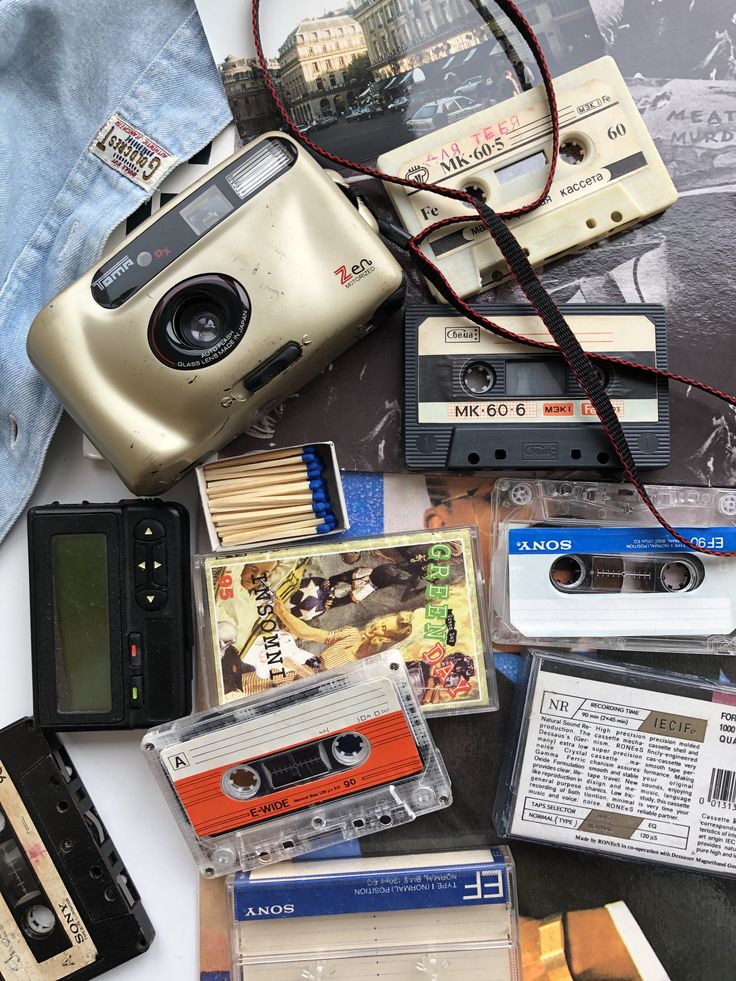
left=227, top=848, right=520, bottom=981
left=142, top=652, right=452, bottom=876
left=494, top=650, right=736, bottom=880
left=404, top=303, right=669, bottom=471
left=0, top=719, right=154, bottom=980
left=491, top=478, right=736, bottom=655
left=378, top=56, right=678, bottom=300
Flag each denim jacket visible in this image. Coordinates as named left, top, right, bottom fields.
left=0, top=0, right=231, bottom=543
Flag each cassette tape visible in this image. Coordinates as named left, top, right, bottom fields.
left=0, top=718, right=154, bottom=980
left=143, top=652, right=452, bottom=876
left=404, top=303, right=669, bottom=471
left=491, top=478, right=736, bottom=655
left=228, top=848, right=520, bottom=980
left=494, top=650, right=736, bottom=879
left=378, top=57, right=678, bottom=300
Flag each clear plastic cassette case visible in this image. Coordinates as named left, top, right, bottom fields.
left=228, top=848, right=520, bottom=981
left=193, top=526, right=497, bottom=715
left=494, top=650, right=736, bottom=879
left=142, top=652, right=452, bottom=876
left=491, top=478, right=736, bottom=655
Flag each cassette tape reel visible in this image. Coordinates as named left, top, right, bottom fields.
left=142, top=653, right=452, bottom=875
left=404, top=303, right=669, bottom=471
left=379, top=57, right=678, bottom=300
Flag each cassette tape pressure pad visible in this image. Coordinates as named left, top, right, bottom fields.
left=379, top=57, right=677, bottom=300
left=28, top=134, right=405, bottom=496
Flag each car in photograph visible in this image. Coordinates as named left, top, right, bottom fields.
left=363, top=102, right=385, bottom=118
left=407, top=96, right=482, bottom=135
left=454, top=75, right=486, bottom=97
left=346, top=106, right=363, bottom=122
left=387, top=95, right=409, bottom=112
left=312, top=113, right=339, bottom=129
left=297, top=121, right=316, bottom=134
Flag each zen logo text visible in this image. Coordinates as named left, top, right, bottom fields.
left=515, top=540, right=572, bottom=552
left=463, top=871, right=504, bottom=901
left=334, top=257, right=375, bottom=288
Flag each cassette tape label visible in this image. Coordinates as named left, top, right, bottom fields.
left=0, top=758, right=98, bottom=980
left=165, top=679, right=424, bottom=836
left=503, top=656, right=736, bottom=877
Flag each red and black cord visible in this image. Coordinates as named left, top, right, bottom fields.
left=251, top=0, right=736, bottom=556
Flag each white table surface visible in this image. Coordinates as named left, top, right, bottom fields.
left=0, top=413, right=202, bottom=979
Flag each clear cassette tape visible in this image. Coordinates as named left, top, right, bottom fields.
left=491, top=478, right=736, bottom=654
left=227, top=848, right=520, bottom=981
left=378, top=57, right=677, bottom=301
left=142, top=653, right=452, bottom=876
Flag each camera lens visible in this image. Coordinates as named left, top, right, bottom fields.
left=148, top=273, right=250, bottom=369
left=175, top=297, right=227, bottom=349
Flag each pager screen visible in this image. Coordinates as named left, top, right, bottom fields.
left=52, top=534, right=112, bottom=713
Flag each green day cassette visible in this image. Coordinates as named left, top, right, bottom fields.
left=193, top=526, right=496, bottom=715
left=494, top=651, right=736, bottom=879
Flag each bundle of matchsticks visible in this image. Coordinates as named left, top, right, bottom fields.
left=202, top=445, right=337, bottom=548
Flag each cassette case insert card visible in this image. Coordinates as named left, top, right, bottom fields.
left=196, top=527, right=494, bottom=714
left=496, top=652, right=736, bottom=879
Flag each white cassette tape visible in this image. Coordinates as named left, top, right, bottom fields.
left=142, top=653, right=452, bottom=876
left=378, top=57, right=678, bottom=300
left=491, top=479, right=736, bottom=655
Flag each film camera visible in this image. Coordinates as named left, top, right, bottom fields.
left=28, top=133, right=405, bottom=494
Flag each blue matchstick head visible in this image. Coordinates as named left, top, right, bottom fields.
left=305, top=464, right=323, bottom=479
left=316, top=522, right=335, bottom=534
left=302, top=445, right=317, bottom=455
left=311, top=489, right=327, bottom=504
left=312, top=501, right=330, bottom=514
left=308, top=479, right=325, bottom=491
left=301, top=451, right=318, bottom=464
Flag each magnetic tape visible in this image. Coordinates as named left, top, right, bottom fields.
left=0, top=719, right=154, bottom=980
left=405, top=303, right=669, bottom=471
left=379, top=56, right=678, bottom=301
left=142, top=653, right=452, bottom=876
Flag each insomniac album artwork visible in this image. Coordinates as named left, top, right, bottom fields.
left=198, top=527, right=493, bottom=715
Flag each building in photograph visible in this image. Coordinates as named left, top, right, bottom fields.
left=349, top=0, right=484, bottom=78
left=278, top=12, right=369, bottom=123
left=219, top=55, right=283, bottom=141
left=349, top=0, right=603, bottom=80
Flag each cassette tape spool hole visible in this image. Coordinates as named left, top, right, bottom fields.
left=331, top=732, right=371, bottom=767
left=660, top=560, right=701, bottom=593
left=550, top=555, right=587, bottom=591
left=559, top=137, right=588, bottom=166
left=222, top=764, right=261, bottom=801
left=461, top=362, right=496, bottom=396
left=24, top=905, right=56, bottom=939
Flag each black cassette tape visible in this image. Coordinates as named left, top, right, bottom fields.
left=405, top=304, right=669, bottom=471
left=0, top=719, right=154, bottom=979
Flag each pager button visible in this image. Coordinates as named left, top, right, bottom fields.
left=128, top=632, right=143, bottom=668
left=130, top=677, right=144, bottom=707
left=136, top=588, right=167, bottom=611
left=152, top=544, right=167, bottom=585
left=134, top=519, right=165, bottom=542
left=134, top=544, right=148, bottom=585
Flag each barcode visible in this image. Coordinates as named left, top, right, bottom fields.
left=708, top=768, right=736, bottom=803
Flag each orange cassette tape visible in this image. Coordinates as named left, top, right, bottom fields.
left=142, top=652, right=452, bottom=875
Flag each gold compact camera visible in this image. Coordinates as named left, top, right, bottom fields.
left=28, top=133, right=405, bottom=494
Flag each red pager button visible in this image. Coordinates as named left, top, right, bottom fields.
left=129, top=632, right=143, bottom=667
